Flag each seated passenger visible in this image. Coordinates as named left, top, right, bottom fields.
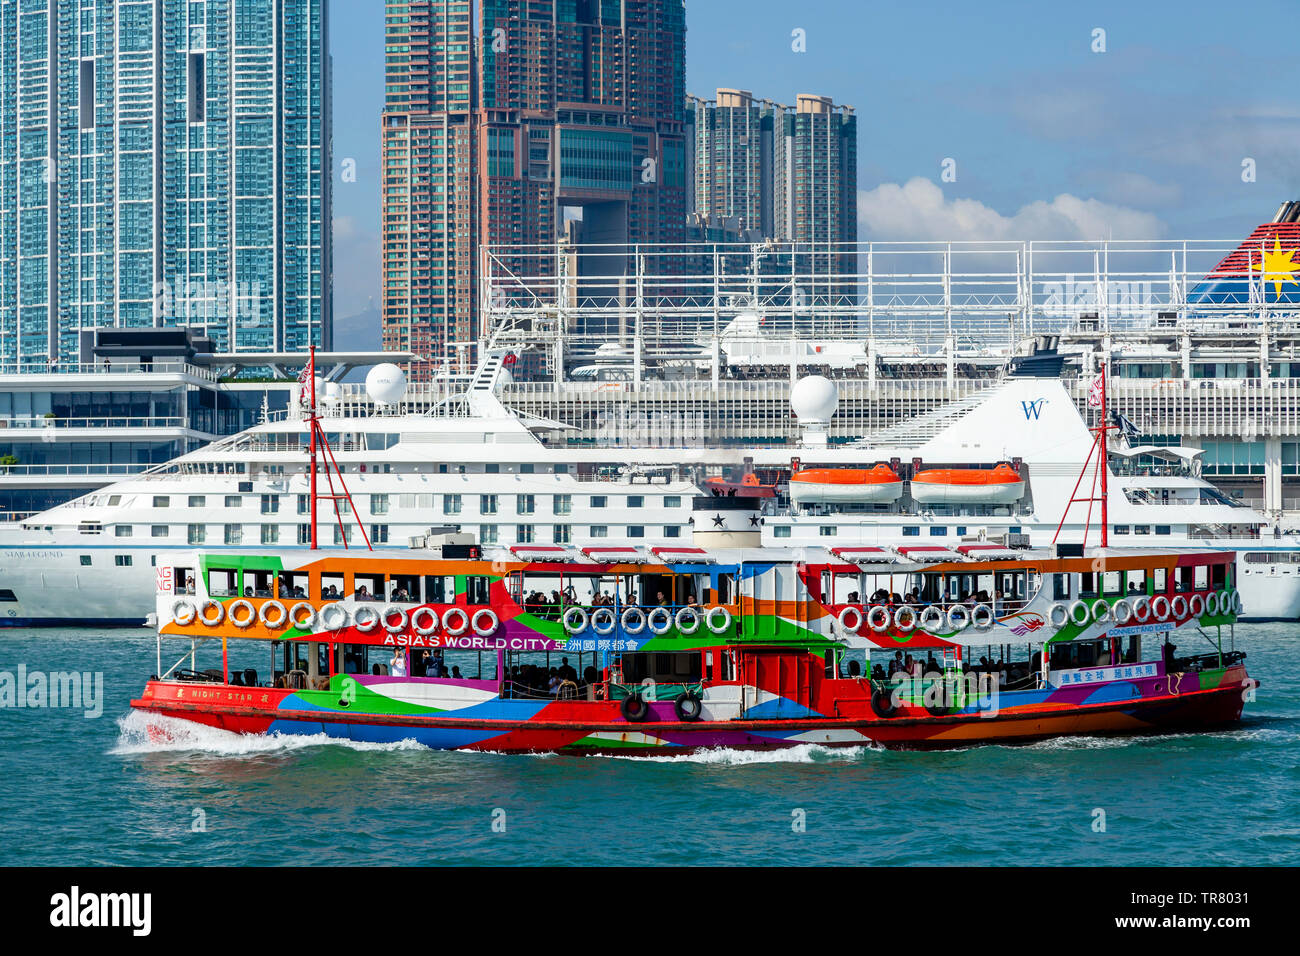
left=355, top=585, right=371, bottom=601
left=450, top=666, right=463, bottom=679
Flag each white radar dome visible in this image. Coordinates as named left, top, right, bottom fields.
left=790, top=375, right=839, bottom=423
left=321, top=381, right=342, bottom=404
left=365, top=363, right=408, bottom=405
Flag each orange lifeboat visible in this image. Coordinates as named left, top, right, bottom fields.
left=789, top=464, right=902, bottom=504
left=910, top=463, right=1025, bottom=504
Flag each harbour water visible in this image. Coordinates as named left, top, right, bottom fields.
left=1, top=624, right=1296, bottom=867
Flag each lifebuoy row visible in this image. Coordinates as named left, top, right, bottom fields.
left=172, top=599, right=501, bottom=636
left=839, top=603, right=998, bottom=634
left=1047, top=588, right=1241, bottom=628
left=561, top=605, right=732, bottom=636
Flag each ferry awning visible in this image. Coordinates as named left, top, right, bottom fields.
left=1111, top=444, right=1204, bottom=460
left=831, top=546, right=904, bottom=565
left=509, top=545, right=576, bottom=562
left=896, top=545, right=963, bottom=563
left=956, top=544, right=1020, bottom=560
left=580, top=546, right=650, bottom=563
left=651, top=546, right=715, bottom=563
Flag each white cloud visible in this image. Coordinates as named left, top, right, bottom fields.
left=858, top=178, right=1166, bottom=242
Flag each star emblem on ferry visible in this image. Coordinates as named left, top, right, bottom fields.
left=1251, top=237, right=1300, bottom=298
left=712, top=514, right=725, bottom=527
left=749, top=514, right=760, bottom=526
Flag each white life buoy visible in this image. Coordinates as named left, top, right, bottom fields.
left=319, top=602, right=349, bottom=631
left=1069, top=600, right=1091, bottom=627
left=1171, top=594, right=1188, bottom=619
left=1205, top=592, right=1220, bottom=616
left=442, top=607, right=469, bottom=636
left=228, top=599, right=256, bottom=629
left=971, top=603, right=995, bottom=630
left=1112, top=599, right=1133, bottom=624
left=1232, top=589, right=1243, bottom=614
left=591, top=607, right=617, bottom=636
left=471, top=608, right=499, bottom=636
left=171, top=599, right=197, bottom=626
left=258, top=599, right=288, bottom=629
left=893, top=605, right=916, bottom=633
left=198, top=599, right=225, bottom=627
left=837, top=606, right=864, bottom=633
left=562, top=606, right=589, bottom=634
left=621, top=606, right=647, bottom=635
left=647, top=606, right=673, bottom=636
left=1152, top=595, right=1170, bottom=621
left=1091, top=599, right=1112, bottom=624
left=352, top=604, right=381, bottom=633
left=946, top=604, right=971, bottom=632
left=288, top=602, right=316, bottom=631
left=867, top=605, right=890, bottom=633
left=1131, top=596, right=1150, bottom=623
left=1048, top=603, right=1069, bottom=627
left=706, top=606, right=732, bottom=634
left=674, top=606, right=701, bottom=634
left=411, top=606, right=440, bottom=636
left=382, top=604, right=409, bottom=634
left=1189, top=593, right=1205, bottom=617
left=919, top=605, right=945, bottom=633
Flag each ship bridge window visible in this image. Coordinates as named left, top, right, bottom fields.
left=320, top=573, right=344, bottom=599
left=175, top=568, right=195, bottom=594
left=1126, top=570, right=1146, bottom=595
left=424, top=575, right=454, bottom=604
left=387, top=574, right=420, bottom=603
left=208, top=568, right=239, bottom=597
left=353, top=573, right=383, bottom=600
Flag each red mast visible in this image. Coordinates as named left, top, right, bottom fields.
left=303, top=345, right=371, bottom=552
left=1053, top=360, right=1114, bottom=549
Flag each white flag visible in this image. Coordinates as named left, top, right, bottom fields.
left=1087, top=374, right=1104, bottom=408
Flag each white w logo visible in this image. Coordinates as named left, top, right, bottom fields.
left=1021, top=399, right=1046, bottom=420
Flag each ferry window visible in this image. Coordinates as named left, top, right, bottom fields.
left=1153, top=568, right=1168, bottom=592
left=1102, top=571, right=1122, bottom=595
left=387, top=574, right=418, bottom=603
left=1126, top=570, right=1146, bottom=595
left=715, top=573, right=735, bottom=604
left=80, top=555, right=91, bottom=566
left=590, top=495, right=607, bottom=508
left=1135, top=526, right=1150, bottom=535
left=175, top=568, right=195, bottom=594
left=370, top=525, right=389, bottom=544
left=281, top=572, right=308, bottom=598
left=774, top=526, right=791, bottom=538
left=224, top=524, right=242, bottom=545
left=1113, top=525, right=1130, bottom=535
left=115, top=555, right=133, bottom=567
left=902, top=526, right=919, bottom=536
left=664, top=526, right=681, bottom=538
left=956, top=526, right=967, bottom=536
left=297, top=495, right=310, bottom=515
left=589, top=525, right=608, bottom=538
left=190, top=495, right=205, bottom=508
left=1155, top=525, right=1171, bottom=535
left=522, top=574, right=565, bottom=614
left=297, top=525, right=311, bottom=545
left=320, top=573, right=344, bottom=599
left=353, top=573, right=383, bottom=601
left=518, top=524, right=535, bottom=543
left=115, top=525, right=133, bottom=537
left=249, top=570, right=275, bottom=597
left=819, top=526, right=837, bottom=537
left=627, top=526, right=644, bottom=538
left=627, top=495, right=644, bottom=508
left=188, top=524, right=205, bottom=544
left=208, top=568, right=239, bottom=597
left=929, top=526, right=947, bottom=536
left=1053, top=574, right=1070, bottom=600
left=1176, top=566, right=1194, bottom=592
left=1079, top=572, right=1097, bottom=598
left=0, top=589, right=15, bottom=602
left=553, top=494, right=572, bottom=515
left=1211, top=563, right=1226, bottom=589
left=521, top=463, right=534, bottom=474
left=1194, top=565, right=1208, bottom=589
left=665, top=496, right=681, bottom=508
left=481, top=525, right=499, bottom=545
left=371, top=493, right=389, bottom=515
left=154, top=496, right=169, bottom=508
left=424, top=575, right=454, bottom=604
left=833, top=572, right=862, bottom=603
left=466, top=576, right=491, bottom=605
left=260, top=494, right=279, bottom=514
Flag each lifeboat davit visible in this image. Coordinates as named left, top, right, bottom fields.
left=789, top=465, right=902, bottom=504
left=910, top=463, right=1025, bottom=504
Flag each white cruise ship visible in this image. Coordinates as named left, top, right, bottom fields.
left=2, top=345, right=1296, bottom=624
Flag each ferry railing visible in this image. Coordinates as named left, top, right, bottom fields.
left=0, top=463, right=147, bottom=477
left=0, top=416, right=189, bottom=430
left=0, top=360, right=217, bottom=381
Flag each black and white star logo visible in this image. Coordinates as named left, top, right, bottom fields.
left=749, top=514, right=760, bottom=526
left=712, top=514, right=725, bottom=527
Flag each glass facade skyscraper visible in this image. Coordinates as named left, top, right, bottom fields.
left=0, top=0, right=331, bottom=365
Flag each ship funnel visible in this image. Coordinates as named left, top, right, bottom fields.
left=691, top=495, right=762, bottom=548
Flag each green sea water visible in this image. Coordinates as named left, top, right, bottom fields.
left=0, top=624, right=1296, bottom=866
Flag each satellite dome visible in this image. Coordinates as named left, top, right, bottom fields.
left=365, top=363, right=408, bottom=405
left=321, top=381, right=342, bottom=403
left=790, top=375, right=839, bottom=423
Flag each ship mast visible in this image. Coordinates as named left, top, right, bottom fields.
left=304, top=345, right=372, bottom=552
left=1052, top=360, right=1114, bottom=549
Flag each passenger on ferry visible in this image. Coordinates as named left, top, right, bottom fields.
left=924, top=652, right=941, bottom=675
left=392, top=586, right=411, bottom=602
left=390, top=649, right=407, bottom=677
left=847, top=591, right=860, bottom=605
left=243, top=586, right=254, bottom=597
left=558, top=657, right=578, bottom=682
left=278, top=580, right=290, bottom=598
left=846, top=660, right=861, bottom=677
left=451, top=666, right=463, bottom=679
left=355, top=585, right=372, bottom=601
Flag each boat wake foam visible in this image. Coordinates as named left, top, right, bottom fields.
left=110, top=710, right=426, bottom=757
left=592, top=743, right=882, bottom=765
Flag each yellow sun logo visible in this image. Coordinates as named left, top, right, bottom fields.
left=1251, top=237, right=1300, bottom=298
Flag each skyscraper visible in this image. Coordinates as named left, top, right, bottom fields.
left=381, top=0, right=687, bottom=378
left=686, top=89, right=775, bottom=236
left=0, top=0, right=331, bottom=365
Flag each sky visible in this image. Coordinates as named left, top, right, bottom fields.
left=327, top=0, right=1300, bottom=338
